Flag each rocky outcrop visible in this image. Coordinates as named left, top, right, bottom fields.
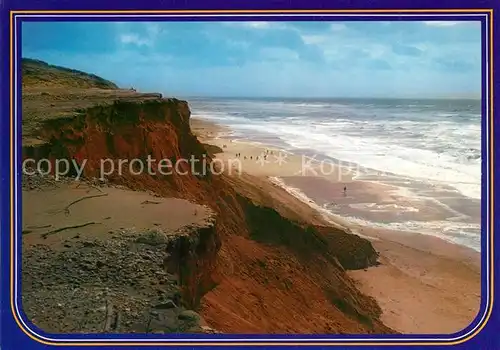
left=22, top=214, right=216, bottom=333
left=242, top=198, right=379, bottom=270
left=164, top=221, right=221, bottom=309
left=313, top=225, right=379, bottom=270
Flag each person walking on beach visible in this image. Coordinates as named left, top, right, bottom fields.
left=343, top=186, right=347, bottom=196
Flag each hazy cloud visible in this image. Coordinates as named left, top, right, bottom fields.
left=21, top=20, right=482, bottom=98
left=424, top=21, right=461, bottom=27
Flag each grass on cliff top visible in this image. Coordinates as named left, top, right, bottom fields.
left=22, top=58, right=118, bottom=90
left=21, top=58, right=168, bottom=145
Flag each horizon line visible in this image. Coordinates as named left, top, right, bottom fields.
left=175, top=94, right=482, bottom=101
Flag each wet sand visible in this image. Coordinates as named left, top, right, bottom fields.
left=281, top=175, right=470, bottom=230
left=191, top=117, right=481, bottom=334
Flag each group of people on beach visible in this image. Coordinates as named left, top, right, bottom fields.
left=233, top=149, right=275, bottom=161
left=232, top=146, right=348, bottom=195
left=234, top=154, right=256, bottom=160
left=234, top=153, right=252, bottom=160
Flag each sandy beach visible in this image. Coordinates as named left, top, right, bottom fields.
left=191, top=117, right=481, bottom=334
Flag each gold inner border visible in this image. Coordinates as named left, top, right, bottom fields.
left=9, top=9, right=495, bottom=346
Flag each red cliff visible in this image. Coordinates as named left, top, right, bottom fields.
left=21, top=59, right=395, bottom=334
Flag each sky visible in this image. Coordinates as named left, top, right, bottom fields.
left=21, top=20, right=482, bottom=99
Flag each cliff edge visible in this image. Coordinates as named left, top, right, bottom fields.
left=21, top=59, right=395, bottom=334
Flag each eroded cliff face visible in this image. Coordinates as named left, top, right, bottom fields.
left=23, top=99, right=207, bottom=182
left=164, top=222, right=221, bottom=309
left=22, top=97, right=393, bottom=334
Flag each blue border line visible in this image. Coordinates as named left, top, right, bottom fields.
left=7, top=11, right=495, bottom=347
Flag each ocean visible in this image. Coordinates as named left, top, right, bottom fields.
left=189, top=97, right=482, bottom=251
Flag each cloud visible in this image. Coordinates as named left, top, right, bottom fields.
left=223, top=21, right=275, bottom=29
left=433, top=57, right=475, bottom=72
left=391, top=43, right=423, bottom=56
left=120, top=33, right=152, bottom=47
left=330, top=23, right=347, bottom=31
left=300, top=34, right=327, bottom=45
left=244, top=22, right=272, bottom=29
left=367, top=58, right=392, bottom=70
left=424, top=21, right=461, bottom=27
left=363, top=44, right=387, bottom=59
left=117, top=23, right=163, bottom=47
left=299, top=23, right=346, bottom=44
left=146, top=23, right=161, bottom=36
left=259, top=47, right=300, bottom=61
left=22, top=21, right=482, bottom=98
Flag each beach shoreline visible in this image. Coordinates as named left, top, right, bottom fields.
left=191, top=116, right=481, bottom=334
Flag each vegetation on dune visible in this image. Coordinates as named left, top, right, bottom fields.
left=22, top=58, right=119, bottom=90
